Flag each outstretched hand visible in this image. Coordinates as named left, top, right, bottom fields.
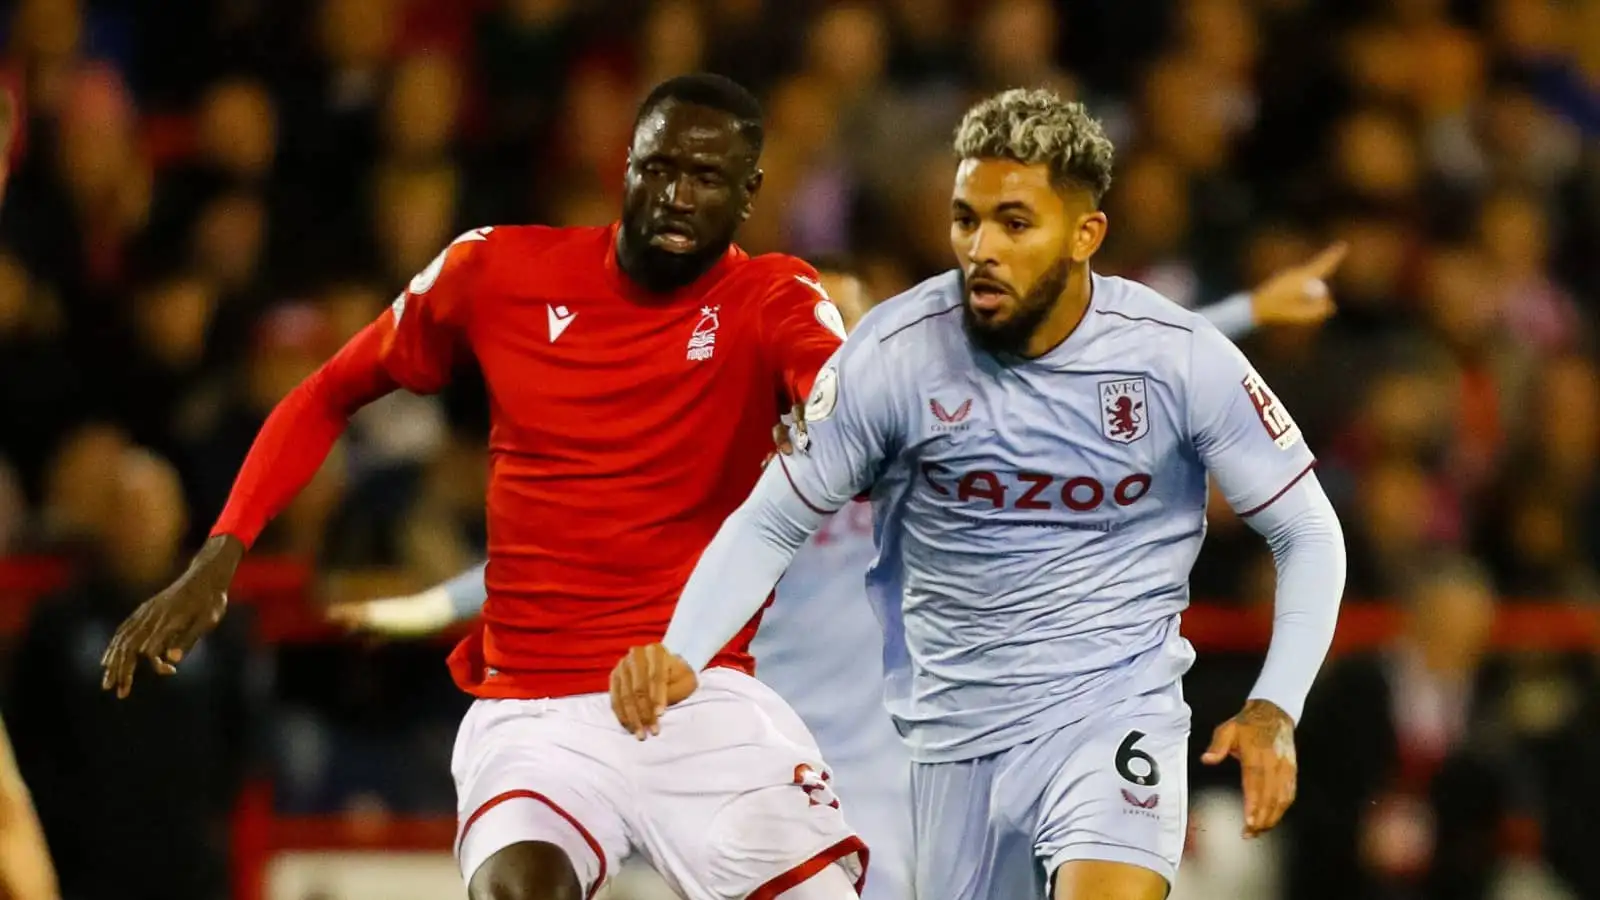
left=1201, top=699, right=1298, bottom=838
left=100, top=535, right=242, bottom=697
left=609, top=643, right=699, bottom=739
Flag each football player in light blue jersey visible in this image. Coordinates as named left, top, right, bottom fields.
left=334, top=248, right=1345, bottom=900
left=610, top=88, right=1347, bottom=900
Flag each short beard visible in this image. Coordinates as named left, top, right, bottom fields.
left=962, top=256, right=1072, bottom=357
left=618, top=221, right=732, bottom=294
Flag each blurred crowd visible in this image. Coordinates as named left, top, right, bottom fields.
left=0, top=0, right=1598, bottom=897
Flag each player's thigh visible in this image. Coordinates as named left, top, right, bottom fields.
left=453, top=698, right=634, bottom=895
left=1051, top=860, right=1169, bottom=900
left=636, top=669, right=866, bottom=900
left=1034, top=693, right=1190, bottom=893
left=911, top=755, right=1042, bottom=900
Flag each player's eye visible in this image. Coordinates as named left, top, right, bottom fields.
left=642, top=161, right=671, bottom=177
left=953, top=213, right=977, bottom=230
left=1005, top=218, right=1032, bottom=233
left=695, top=172, right=726, bottom=188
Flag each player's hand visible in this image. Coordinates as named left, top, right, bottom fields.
left=767, top=402, right=806, bottom=464
left=609, top=643, right=698, bottom=740
left=326, top=591, right=454, bottom=638
left=100, top=535, right=242, bottom=698
left=1248, top=242, right=1346, bottom=328
left=1201, top=699, right=1298, bottom=838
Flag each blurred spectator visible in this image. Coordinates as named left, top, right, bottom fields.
left=0, top=250, right=84, bottom=497
left=4, top=446, right=267, bottom=900
left=1479, top=353, right=1600, bottom=600
left=1290, top=556, right=1513, bottom=900
left=38, top=422, right=130, bottom=551
left=636, top=0, right=707, bottom=91
left=119, top=271, right=220, bottom=456
left=1101, top=149, right=1202, bottom=306
left=383, top=54, right=462, bottom=165
left=184, top=304, right=348, bottom=554
left=970, top=0, right=1074, bottom=97
left=1475, top=187, right=1581, bottom=353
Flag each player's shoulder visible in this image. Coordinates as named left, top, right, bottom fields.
left=1090, top=273, right=1248, bottom=389
left=728, top=252, right=828, bottom=305
left=852, top=270, right=965, bottom=346
left=1088, top=272, right=1212, bottom=336
left=738, top=251, right=821, bottom=283
left=438, top=224, right=609, bottom=302
left=468, top=223, right=610, bottom=266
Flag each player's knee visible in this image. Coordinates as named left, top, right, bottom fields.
left=1052, top=859, right=1169, bottom=900
left=469, top=841, right=584, bottom=900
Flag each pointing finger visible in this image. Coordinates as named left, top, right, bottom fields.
left=1302, top=241, right=1348, bottom=280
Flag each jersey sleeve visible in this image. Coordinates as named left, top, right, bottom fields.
left=211, top=324, right=398, bottom=546
left=780, top=330, right=902, bottom=512
left=375, top=227, right=493, bottom=394
left=1187, top=322, right=1316, bottom=517
left=758, top=261, right=847, bottom=403
left=1196, top=292, right=1255, bottom=340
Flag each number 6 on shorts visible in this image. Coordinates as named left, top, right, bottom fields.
left=1115, top=730, right=1161, bottom=787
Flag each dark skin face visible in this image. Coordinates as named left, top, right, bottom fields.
left=617, top=99, right=763, bottom=293
left=950, top=158, right=1108, bottom=357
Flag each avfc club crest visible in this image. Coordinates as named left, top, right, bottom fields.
left=1099, top=377, right=1149, bottom=444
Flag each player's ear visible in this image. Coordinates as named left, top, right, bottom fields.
left=1071, top=209, right=1109, bottom=263
left=740, top=168, right=764, bottom=221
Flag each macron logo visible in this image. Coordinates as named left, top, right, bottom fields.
left=547, top=304, right=576, bottom=342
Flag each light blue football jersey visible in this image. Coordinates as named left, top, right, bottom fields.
left=782, top=270, right=1317, bottom=763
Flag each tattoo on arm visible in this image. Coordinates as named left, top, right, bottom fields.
left=1238, top=699, right=1297, bottom=760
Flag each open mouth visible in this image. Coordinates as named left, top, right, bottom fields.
left=650, top=221, right=699, bottom=254
left=967, top=277, right=1012, bottom=313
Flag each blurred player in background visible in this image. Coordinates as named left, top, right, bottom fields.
left=99, top=74, right=868, bottom=900
left=612, top=88, right=1347, bottom=900
left=335, top=245, right=1343, bottom=900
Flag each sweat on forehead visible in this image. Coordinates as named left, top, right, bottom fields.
left=632, top=101, right=761, bottom=161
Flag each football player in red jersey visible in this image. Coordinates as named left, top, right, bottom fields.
left=100, top=75, right=864, bottom=900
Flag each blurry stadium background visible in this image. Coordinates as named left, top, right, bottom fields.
left=1, top=0, right=1599, bottom=897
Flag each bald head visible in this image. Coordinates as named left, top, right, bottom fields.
left=104, top=448, right=188, bottom=587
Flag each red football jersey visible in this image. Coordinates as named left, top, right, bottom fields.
left=374, top=223, right=842, bottom=698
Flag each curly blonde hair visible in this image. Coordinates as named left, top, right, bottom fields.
left=953, top=87, right=1115, bottom=204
